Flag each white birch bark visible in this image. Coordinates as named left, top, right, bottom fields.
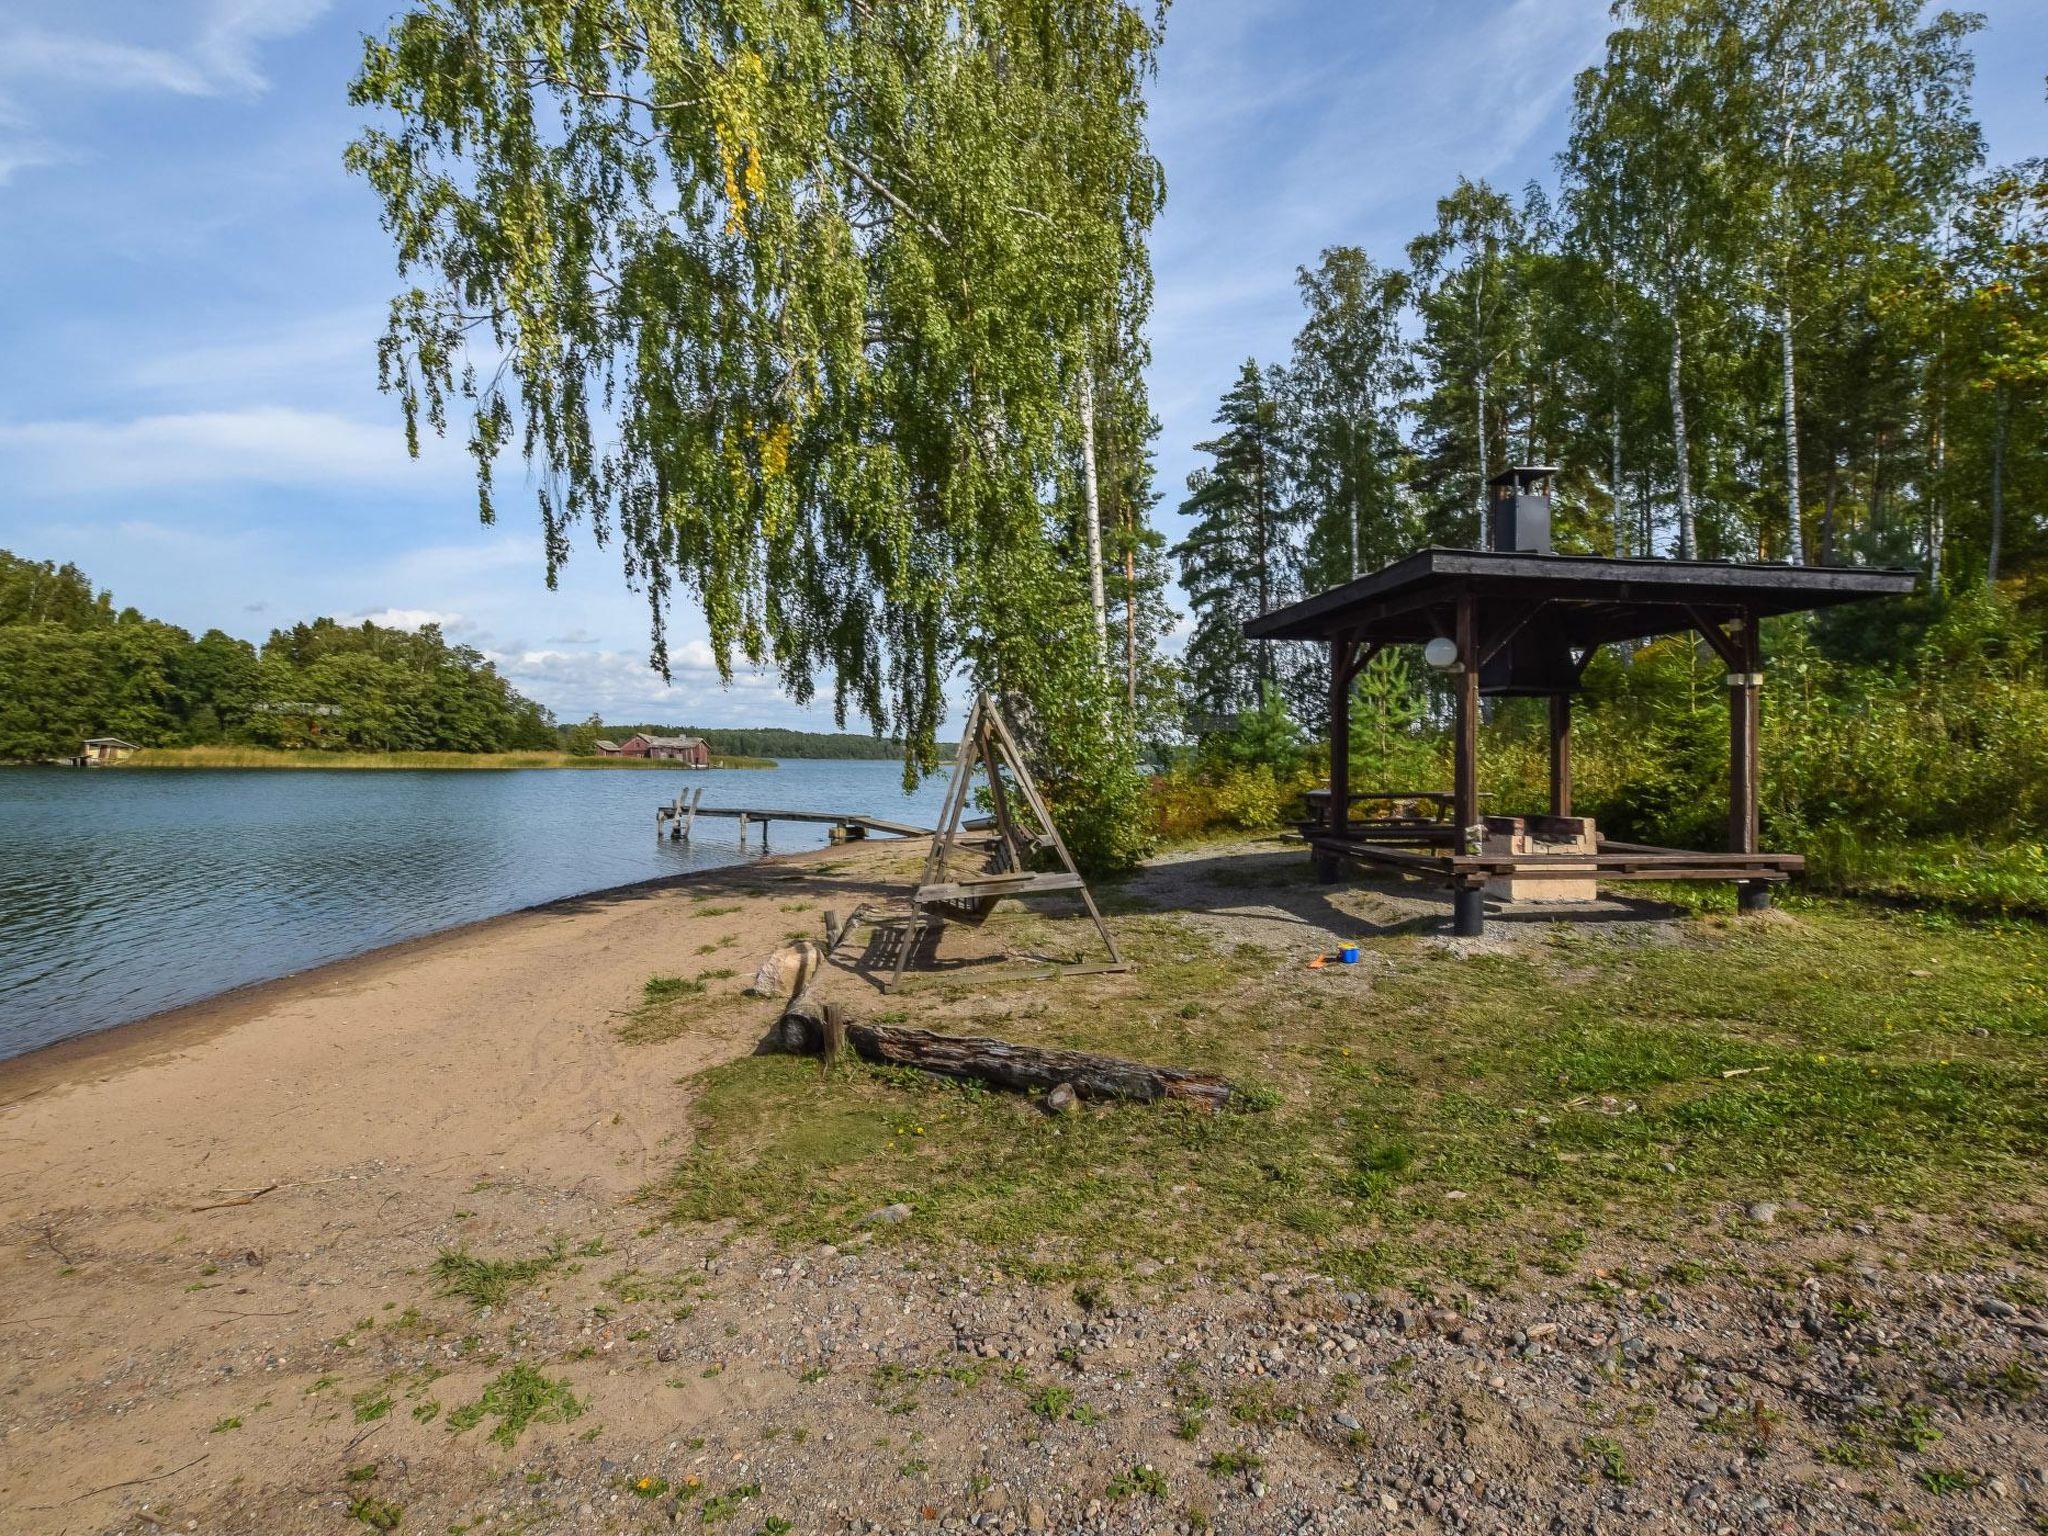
left=1780, top=302, right=1804, bottom=564
left=1077, top=359, right=1108, bottom=663
left=1611, top=400, right=1626, bottom=558
left=1475, top=366, right=1490, bottom=543
left=1668, top=314, right=1695, bottom=559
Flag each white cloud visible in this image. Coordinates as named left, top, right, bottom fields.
left=189, top=0, right=337, bottom=95
left=0, top=1, right=335, bottom=186
left=0, top=406, right=463, bottom=493
left=337, top=606, right=468, bottom=634
left=0, top=1, right=335, bottom=99
left=497, top=645, right=797, bottom=724
left=123, top=307, right=384, bottom=399
left=0, top=30, right=216, bottom=96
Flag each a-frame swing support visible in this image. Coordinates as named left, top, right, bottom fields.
left=830, top=693, right=1128, bottom=992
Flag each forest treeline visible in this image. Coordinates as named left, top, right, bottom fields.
left=0, top=549, right=558, bottom=761
left=1176, top=0, right=2045, bottom=723
left=559, top=721, right=911, bottom=760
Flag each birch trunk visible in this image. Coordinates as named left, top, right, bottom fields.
left=1347, top=419, right=1360, bottom=578
left=1475, top=366, right=1490, bottom=544
left=1610, top=398, right=1625, bottom=557
left=1077, top=360, right=1108, bottom=663
left=1779, top=301, right=1804, bottom=564
left=1668, top=314, right=1695, bottom=559
left=1124, top=528, right=1137, bottom=711
left=1929, top=422, right=1946, bottom=587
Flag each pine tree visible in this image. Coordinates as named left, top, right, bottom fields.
left=1285, top=247, right=1416, bottom=587
left=1173, top=361, right=1296, bottom=723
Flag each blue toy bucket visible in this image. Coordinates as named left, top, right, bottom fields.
left=1340, top=945, right=1360, bottom=964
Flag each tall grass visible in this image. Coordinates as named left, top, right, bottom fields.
left=118, top=745, right=774, bottom=771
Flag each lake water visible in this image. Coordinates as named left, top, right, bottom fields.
left=0, top=761, right=950, bottom=1059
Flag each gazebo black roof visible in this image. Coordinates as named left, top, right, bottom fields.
left=1242, top=534, right=1919, bottom=939
left=1244, top=547, right=1918, bottom=649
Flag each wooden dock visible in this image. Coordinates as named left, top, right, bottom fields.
left=655, top=788, right=932, bottom=849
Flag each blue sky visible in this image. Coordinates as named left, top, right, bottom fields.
left=0, top=1, right=2041, bottom=730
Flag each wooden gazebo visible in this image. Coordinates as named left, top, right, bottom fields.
left=1243, top=468, right=1916, bottom=936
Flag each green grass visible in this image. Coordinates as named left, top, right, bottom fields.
left=619, top=972, right=747, bottom=1047
left=1804, top=833, right=2048, bottom=921
left=119, top=745, right=773, bottom=771
left=445, top=1365, right=584, bottom=1447
left=431, top=1242, right=565, bottom=1309
left=348, top=1494, right=404, bottom=1531
left=657, top=894, right=2048, bottom=1289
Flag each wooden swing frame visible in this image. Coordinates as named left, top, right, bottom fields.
left=827, top=692, right=1127, bottom=991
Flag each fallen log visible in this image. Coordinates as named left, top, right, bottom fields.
left=776, top=992, right=1234, bottom=1109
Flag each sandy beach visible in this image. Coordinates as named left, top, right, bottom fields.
left=0, top=840, right=914, bottom=1535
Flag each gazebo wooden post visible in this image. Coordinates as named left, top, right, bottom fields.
left=1548, top=693, right=1572, bottom=817
left=1730, top=609, right=1768, bottom=912
left=1319, top=632, right=1352, bottom=883
left=1452, top=591, right=1485, bottom=936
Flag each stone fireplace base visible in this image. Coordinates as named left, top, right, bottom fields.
left=1483, top=814, right=1598, bottom=902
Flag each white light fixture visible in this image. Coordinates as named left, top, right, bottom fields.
left=1423, top=637, right=1460, bottom=670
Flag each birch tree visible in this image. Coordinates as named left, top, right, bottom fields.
left=1407, top=179, right=1523, bottom=540
left=348, top=0, right=1166, bottom=850
left=1565, top=1, right=1747, bottom=559
left=1741, top=0, right=1981, bottom=565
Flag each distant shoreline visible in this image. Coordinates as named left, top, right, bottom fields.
left=93, top=746, right=778, bottom=771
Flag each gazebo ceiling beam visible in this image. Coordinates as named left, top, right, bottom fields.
left=1685, top=605, right=1748, bottom=672
left=1477, top=597, right=1550, bottom=670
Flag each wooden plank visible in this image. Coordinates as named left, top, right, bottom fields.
left=914, top=873, right=1085, bottom=903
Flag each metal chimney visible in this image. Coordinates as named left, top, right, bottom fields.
left=1487, top=466, right=1558, bottom=554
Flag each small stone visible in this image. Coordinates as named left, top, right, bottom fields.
left=864, top=1203, right=913, bottom=1226
left=1333, top=1410, right=1361, bottom=1430
left=1977, top=1297, right=2020, bottom=1320
left=1744, top=1201, right=1779, bottom=1225
left=656, top=1342, right=679, bottom=1363
left=1025, top=1503, right=1047, bottom=1533
left=1045, top=1082, right=1077, bottom=1115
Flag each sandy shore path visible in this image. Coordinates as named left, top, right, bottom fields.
left=0, top=841, right=909, bottom=1535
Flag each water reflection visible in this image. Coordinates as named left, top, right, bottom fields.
left=0, top=762, right=945, bottom=1057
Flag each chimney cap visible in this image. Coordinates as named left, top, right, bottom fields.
left=1488, top=465, right=1560, bottom=488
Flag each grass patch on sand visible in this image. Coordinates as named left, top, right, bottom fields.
left=659, top=886, right=2048, bottom=1288
left=120, top=745, right=772, bottom=770
left=445, top=1364, right=583, bottom=1447
left=619, top=973, right=750, bottom=1046
left=432, top=1242, right=566, bottom=1309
